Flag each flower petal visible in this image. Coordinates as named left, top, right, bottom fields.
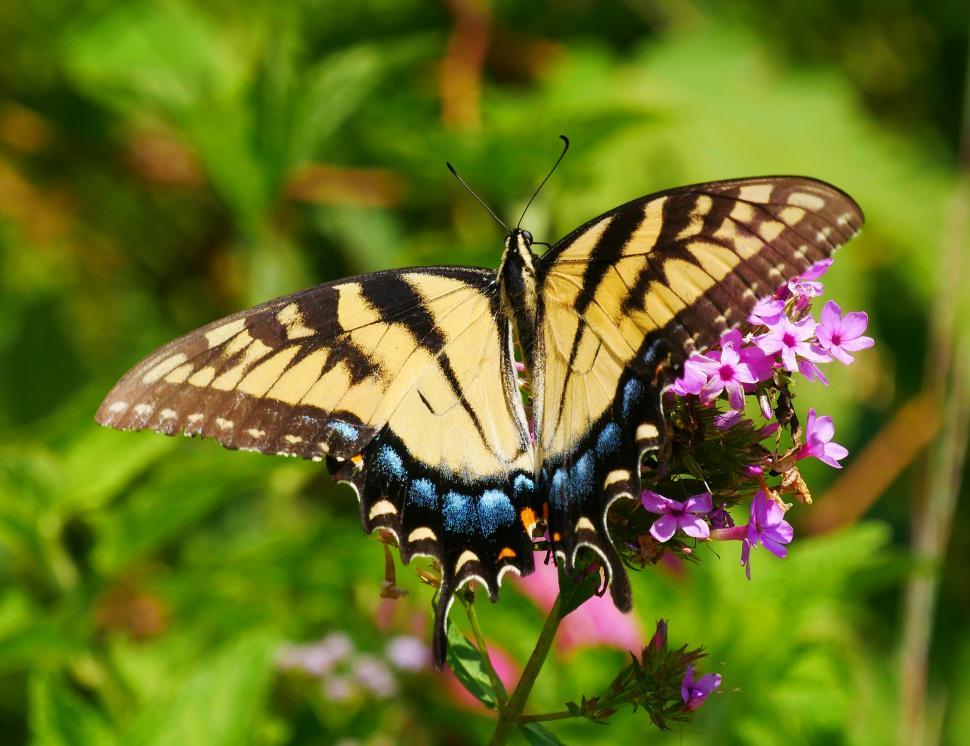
left=840, top=310, right=869, bottom=338
left=811, top=413, right=836, bottom=443
left=641, top=489, right=672, bottom=514
left=650, top=515, right=678, bottom=543
left=821, top=300, right=842, bottom=329
left=685, top=493, right=713, bottom=514
left=841, top=334, right=875, bottom=352
left=680, top=516, right=711, bottom=539
left=828, top=345, right=856, bottom=365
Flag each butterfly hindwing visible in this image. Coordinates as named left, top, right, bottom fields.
left=97, top=266, right=537, bottom=666
left=534, top=176, right=864, bottom=602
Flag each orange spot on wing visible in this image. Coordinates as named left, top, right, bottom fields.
left=498, top=547, right=517, bottom=560
left=520, top=507, right=537, bottom=532
left=552, top=532, right=561, bottom=542
left=351, top=454, right=364, bottom=467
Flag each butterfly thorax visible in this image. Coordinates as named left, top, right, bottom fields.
left=498, top=229, right=540, bottom=368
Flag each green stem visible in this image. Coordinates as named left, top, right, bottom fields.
left=516, top=710, right=575, bottom=724
left=488, top=594, right=563, bottom=746
left=461, top=594, right=508, bottom=707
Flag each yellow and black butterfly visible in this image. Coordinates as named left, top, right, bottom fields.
left=96, top=150, right=863, bottom=667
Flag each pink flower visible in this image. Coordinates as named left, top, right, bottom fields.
left=797, top=407, right=849, bottom=468
left=681, top=665, right=722, bottom=711
left=513, top=554, right=642, bottom=653
left=815, top=300, right=874, bottom=365
left=755, top=316, right=826, bottom=372
left=641, top=490, right=713, bottom=542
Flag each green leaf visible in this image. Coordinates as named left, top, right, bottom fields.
left=122, top=633, right=277, bottom=746
left=556, top=565, right=600, bottom=619
left=518, top=722, right=569, bottom=746
left=445, top=618, right=497, bottom=709
left=29, top=672, right=116, bottom=746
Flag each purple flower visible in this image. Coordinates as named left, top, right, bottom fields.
left=755, top=316, right=826, bottom=372
left=649, top=619, right=668, bottom=652
left=797, top=357, right=830, bottom=385
left=740, top=490, right=794, bottom=579
left=681, top=665, right=722, bottom=711
left=671, top=353, right=710, bottom=396
left=748, top=296, right=786, bottom=326
left=352, top=654, right=398, bottom=697
left=714, top=409, right=743, bottom=430
left=797, top=407, right=849, bottom=468
left=692, top=343, right=764, bottom=410
left=798, top=257, right=834, bottom=281
left=277, top=632, right=353, bottom=676
left=815, top=300, right=874, bottom=365
left=709, top=504, right=735, bottom=530
left=385, top=636, right=430, bottom=672
left=641, top=490, right=713, bottom=542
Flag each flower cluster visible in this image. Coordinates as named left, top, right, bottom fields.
left=277, top=631, right=430, bottom=701
left=635, top=257, right=873, bottom=578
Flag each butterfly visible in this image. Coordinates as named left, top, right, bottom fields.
left=97, top=162, right=863, bottom=668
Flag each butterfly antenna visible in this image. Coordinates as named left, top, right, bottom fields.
left=446, top=162, right=510, bottom=232
left=516, top=134, right=570, bottom=229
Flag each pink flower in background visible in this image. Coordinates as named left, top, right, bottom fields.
left=513, top=554, right=642, bottom=653
left=815, top=300, right=874, bottom=364
left=444, top=642, right=518, bottom=711
left=641, top=490, right=713, bottom=541
left=798, top=407, right=849, bottom=468
left=681, top=665, right=722, bottom=711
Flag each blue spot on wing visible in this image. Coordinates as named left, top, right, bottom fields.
left=479, top=490, right=515, bottom=535
left=550, top=468, right=566, bottom=508
left=569, top=452, right=595, bottom=500
left=622, top=379, right=644, bottom=419
left=375, top=445, right=405, bottom=480
left=443, top=491, right=477, bottom=534
left=408, top=479, right=437, bottom=510
left=330, top=420, right=360, bottom=442
left=596, top=422, right=622, bottom=456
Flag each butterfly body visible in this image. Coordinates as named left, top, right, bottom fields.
left=96, top=175, right=863, bottom=668
left=498, top=229, right=541, bottom=366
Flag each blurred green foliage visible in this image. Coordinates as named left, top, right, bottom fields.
left=0, top=0, right=967, bottom=743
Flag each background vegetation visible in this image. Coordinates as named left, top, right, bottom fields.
left=0, top=1, right=967, bottom=743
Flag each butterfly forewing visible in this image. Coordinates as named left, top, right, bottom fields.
left=97, top=266, right=538, bottom=667
left=533, top=176, right=863, bottom=606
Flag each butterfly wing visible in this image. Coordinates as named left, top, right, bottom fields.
left=534, top=176, right=864, bottom=608
left=97, top=266, right=536, bottom=666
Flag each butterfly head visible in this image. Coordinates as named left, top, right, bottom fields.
left=503, top=228, right=537, bottom=276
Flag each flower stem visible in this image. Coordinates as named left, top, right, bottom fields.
left=461, top=593, right=508, bottom=707
left=488, top=594, right=563, bottom=746
left=516, top=710, right=575, bottom=724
